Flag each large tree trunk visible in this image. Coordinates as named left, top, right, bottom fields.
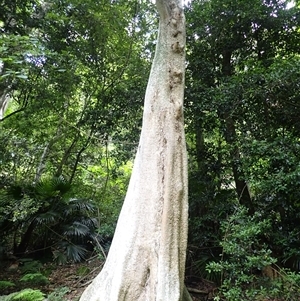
left=80, top=0, right=190, bottom=300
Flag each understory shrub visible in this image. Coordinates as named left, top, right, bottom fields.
left=1, top=176, right=97, bottom=263
left=4, top=289, right=45, bottom=301
left=20, top=260, right=43, bottom=274
left=47, top=286, right=70, bottom=301
left=207, top=206, right=300, bottom=300
left=0, top=281, right=15, bottom=290
left=20, top=273, right=49, bottom=285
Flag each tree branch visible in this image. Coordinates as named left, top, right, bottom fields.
left=0, top=107, right=26, bottom=122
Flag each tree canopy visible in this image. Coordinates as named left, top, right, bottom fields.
left=1, top=0, right=300, bottom=300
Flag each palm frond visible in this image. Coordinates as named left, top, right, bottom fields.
left=63, top=221, right=90, bottom=237
left=66, top=244, right=88, bottom=262
left=35, top=176, right=70, bottom=198
left=52, top=249, right=68, bottom=265
left=63, top=198, right=95, bottom=216
left=35, top=211, right=60, bottom=225
left=77, top=216, right=98, bottom=228
left=56, top=241, right=88, bottom=262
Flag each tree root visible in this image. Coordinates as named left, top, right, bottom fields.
left=182, top=285, right=193, bottom=301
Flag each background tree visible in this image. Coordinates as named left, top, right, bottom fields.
left=184, top=0, right=300, bottom=291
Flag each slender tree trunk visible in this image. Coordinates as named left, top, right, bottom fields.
left=221, top=50, right=254, bottom=213
left=0, top=92, right=10, bottom=120
left=195, top=118, right=206, bottom=174
left=80, top=0, right=190, bottom=300
left=35, top=143, right=51, bottom=183
left=14, top=220, right=36, bottom=256
left=224, top=115, right=254, bottom=214
left=0, top=60, right=11, bottom=120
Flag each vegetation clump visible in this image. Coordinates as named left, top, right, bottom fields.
left=4, top=289, right=45, bottom=301
left=0, top=281, right=15, bottom=290
left=47, top=286, right=70, bottom=301
left=20, top=273, right=49, bottom=286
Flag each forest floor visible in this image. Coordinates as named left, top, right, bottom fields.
left=0, top=256, right=103, bottom=300
left=0, top=256, right=214, bottom=300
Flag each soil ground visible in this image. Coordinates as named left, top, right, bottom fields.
left=0, top=257, right=214, bottom=300
left=0, top=257, right=103, bottom=300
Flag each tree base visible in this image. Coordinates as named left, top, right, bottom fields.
left=182, top=286, right=193, bottom=301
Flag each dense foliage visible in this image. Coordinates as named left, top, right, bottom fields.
left=0, top=0, right=151, bottom=261
left=1, top=0, right=300, bottom=299
left=184, top=0, right=300, bottom=298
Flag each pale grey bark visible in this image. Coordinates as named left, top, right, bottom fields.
left=80, top=0, right=190, bottom=300
left=0, top=55, right=11, bottom=121
left=34, top=143, right=50, bottom=183
left=34, top=120, right=64, bottom=183
left=0, top=92, right=10, bottom=120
